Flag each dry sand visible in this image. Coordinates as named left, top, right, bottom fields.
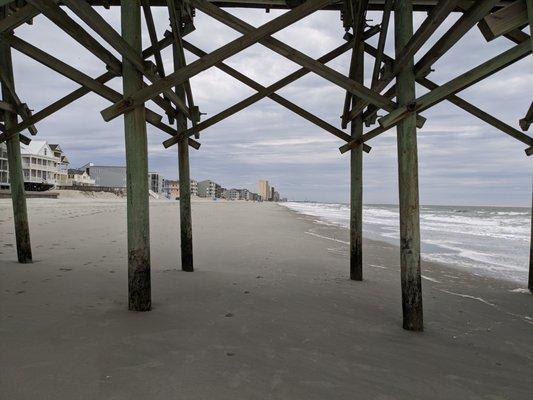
left=0, top=198, right=532, bottom=399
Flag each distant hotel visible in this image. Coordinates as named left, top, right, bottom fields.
left=258, top=180, right=284, bottom=202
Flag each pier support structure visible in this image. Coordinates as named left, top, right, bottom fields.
left=171, top=3, right=194, bottom=272
left=0, top=6, right=32, bottom=264
left=0, top=0, right=531, bottom=327
left=122, top=0, right=151, bottom=311
left=348, top=2, right=365, bottom=281
left=395, top=0, right=423, bottom=331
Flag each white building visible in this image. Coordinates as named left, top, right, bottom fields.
left=0, top=143, right=8, bottom=190
left=66, top=169, right=95, bottom=187
left=19, top=140, right=69, bottom=191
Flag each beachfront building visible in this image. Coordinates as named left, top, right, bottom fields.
left=149, top=172, right=164, bottom=194
left=49, top=144, right=70, bottom=185
left=82, top=164, right=127, bottom=188
left=258, top=180, right=270, bottom=201
left=190, top=179, right=198, bottom=197
left=20, top=140, right=66, bottom=191
left=197, top=179, right=222, bottom=198
left=65, top=169, right=95, bottom=187
left=0, top=143, right=8, bottom=190
left=163, top=179, right=179, bottom=199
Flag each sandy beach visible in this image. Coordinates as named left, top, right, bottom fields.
left=0, top=197, right=532, bottom=399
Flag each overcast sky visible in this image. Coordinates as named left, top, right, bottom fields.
left=9, top=5, right=533, bottom=206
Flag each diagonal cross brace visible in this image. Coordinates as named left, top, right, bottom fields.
left=379, top=40, right=532, bottom=129
left=0, top=33, right=200, bottom=149
left=60, top=0, right=190, bottom=118
left=99, top=0, right=389, bottom=121
left=189, top=0, right=399, bottom=120
left=162, top=36, right=371, bottom=152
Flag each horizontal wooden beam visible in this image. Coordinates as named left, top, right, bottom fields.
left=379, top=40, right=531, bottom=129
left=478, top=0, right=528, bottom=41
left=99, top=0, right=371, bottom=121
left=164, top=37, right=371, bottom=152
left=82, top=0, right=515, bottom=12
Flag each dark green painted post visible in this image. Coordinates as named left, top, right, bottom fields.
left=350, top=39, right=364, bottom=281
left=122, top=0, right=151, bottom=311
left=395, top=0, right=423, bottom=331
left=0, top=6, right=32, bottom=263
left=172, top=35, right=194, bottom=272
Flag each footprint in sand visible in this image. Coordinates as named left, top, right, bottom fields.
left=59, top=268, right=72, bottom=272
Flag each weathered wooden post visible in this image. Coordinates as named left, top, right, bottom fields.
left=171, top=14, right=194, bottom=272
left=395, top=0, right=423, bottom=330
left=350, top=39, right=364, bottom=281
left=0, top=6, right=32, bottom=264
left=122, top=0, right=151, bottom=311
left=527, top=183, right=533, bottom=293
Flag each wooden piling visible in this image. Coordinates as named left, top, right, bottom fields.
left=395, top=0, right=423, bottom=331
left=350, top=39, right=364, bottom=281
left=172, top=31, right=194, bottom=272
left=0, top=6, right=32, bottom=263
left=121, top=0, right=151, bottom=311
left=529, top=183, right=532, bottom=293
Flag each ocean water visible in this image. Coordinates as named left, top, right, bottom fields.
left=281, top=202, right=531, bottom=283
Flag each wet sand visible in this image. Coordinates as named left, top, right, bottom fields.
left=0, top=198, right=532, bottom=399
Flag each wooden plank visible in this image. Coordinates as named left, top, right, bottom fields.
left=121, top=0, right=151, bottom=312
left=0, top=2, right=39, bottom=34
left=395, top=0, right=423, bottom=332
left=520, top=102, right=533, bottom=131
left=172, top=28, right=194, bottom=272
left=349, top=9, right=364, bottom=281
left=478, top=0, right=528, bottom=41
left=100, top=0, right=389, bottom=121
left=177, top=38, right=371, bottom=152
left=0, top=5, right=32, bottom=263
left=0, top=100, right=15, bottom=112
left=379, top=40, right=531, bottom=129
left=61, top=0, right=189, bottom=118
left=527, top=0, right=533, bottom=54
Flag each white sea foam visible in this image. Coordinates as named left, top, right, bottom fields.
left=281, top=202, right=530, bottom=283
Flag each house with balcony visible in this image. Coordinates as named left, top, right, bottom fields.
left=20, top=140, right=64, bottom=191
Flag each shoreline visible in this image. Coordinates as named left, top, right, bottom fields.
left=1, top=199, right=532, bottom=399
